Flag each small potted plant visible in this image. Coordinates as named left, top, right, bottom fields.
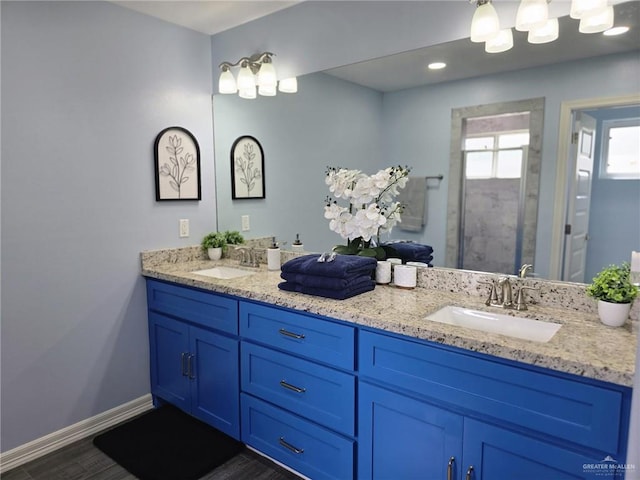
left=224, top=230, right=244, bottom=246
left=201, top=232, right=227, bottom=260
left=586, top=262, right=638, bottom=327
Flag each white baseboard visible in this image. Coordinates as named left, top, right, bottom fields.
left=0, top=394, right=153, bottom=473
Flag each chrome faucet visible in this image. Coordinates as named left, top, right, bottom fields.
left=498, top=276, right=514, bottom=309
left=235, top=246, right=259, bottom=268
left=519, top=264, right=533, bottom=278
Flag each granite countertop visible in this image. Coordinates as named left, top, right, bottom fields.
left=142, top=256, right=637, bottom=387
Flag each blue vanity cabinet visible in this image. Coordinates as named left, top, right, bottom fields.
left=358, top=330, right=630, bottom=480
left=358, top=381, right=464, bottom=480
left=146, top=279, right=240, bottom=439
left=239, top=301, right=356, bottom=480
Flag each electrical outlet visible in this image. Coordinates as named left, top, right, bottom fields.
left=241, top=215, right=250, bottom=232
left=179, top=219, right=189, bottom=238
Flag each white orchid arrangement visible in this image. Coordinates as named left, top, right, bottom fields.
left=324, top=165, right=410, bottom=258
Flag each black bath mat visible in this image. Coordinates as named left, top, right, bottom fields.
left=93, top=404, right=243, bottom=480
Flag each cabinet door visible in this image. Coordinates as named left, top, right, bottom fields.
left=463, top=418, right=601, bottom=480
left=148, top=312, right=190, bottom=412
left=358, top=382, right=463, bottom=480
left=189, top=326, right=240, bottom=440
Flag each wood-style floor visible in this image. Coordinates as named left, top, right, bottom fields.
left=2, top=435, right=302, bottom=480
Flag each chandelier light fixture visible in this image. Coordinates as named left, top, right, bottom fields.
left=469, top=0, right=621, bottom=54
left=218, top=52, right=297, bottom=99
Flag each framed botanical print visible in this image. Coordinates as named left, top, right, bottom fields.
left=231, top=135, right=265, bottom=199
left=154, top=126, right=201, bottom=201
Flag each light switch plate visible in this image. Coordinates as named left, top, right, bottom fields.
left=179, top=219, right=189, bottom=238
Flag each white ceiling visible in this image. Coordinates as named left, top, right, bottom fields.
left=111, top=1, right=301, bottom=35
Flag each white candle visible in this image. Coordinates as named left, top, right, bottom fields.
left=632, top=251, right=640, bottom=272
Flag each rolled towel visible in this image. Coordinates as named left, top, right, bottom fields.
left=278, top=279, right=375, bottom=300
left=280, top=272, right=374, bottom=291
left=383, top=242, right=434, bottom=263
left=281, top=254, right=377, bottom=279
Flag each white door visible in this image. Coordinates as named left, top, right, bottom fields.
left=563, top=111, right=597, bottom=283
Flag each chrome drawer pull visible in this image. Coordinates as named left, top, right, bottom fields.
left=181, top=352, right=189, bottom=376
left=466, top=465, right=474, bottom=480
left=447, top=457, right=455, bottom=480
left=280, top=380, right=306, bottom=393
left=279, top=437, right=304, bottom=454
left=279, top=328, right=305, bottom=340
left=188, top=354, right=196, bottom=380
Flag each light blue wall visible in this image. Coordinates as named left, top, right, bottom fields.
left=585, top=106, right=640, bottom=281
left=214, top=73, right=384, bottom=252
left=1, top=1, right=216, bottom=452
left=382, top=52, right=640, bottom=277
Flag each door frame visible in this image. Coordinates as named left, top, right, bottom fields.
left=549, top=93, right=640, bottom=280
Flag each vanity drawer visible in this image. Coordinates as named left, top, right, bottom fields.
left=146, top=279, right=238, bottom=335
left=241, top=342, right=355, bottom=436
left=239, top=302, right=355, bottom=370
left=241, top=394, right=354, bottom=480
left=359, top=330, right=623, bottom=454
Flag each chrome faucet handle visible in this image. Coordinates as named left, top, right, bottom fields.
left=478, top=279, right=499, bottom=306
left=515, top=286, right=540, bottom=311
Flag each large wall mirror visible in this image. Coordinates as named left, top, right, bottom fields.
left=213, top=1, right=639, bottom=281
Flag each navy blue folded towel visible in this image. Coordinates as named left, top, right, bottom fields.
left=281, top=272, right=374, bottom=291
left=281, top=254, right=377, bottom=279
left=383, top=242, right=434, bottom=263
left=278, top=279, right=375, bottom=300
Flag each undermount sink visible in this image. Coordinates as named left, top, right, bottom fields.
left=191, top=266, right=256, bottom=280
left=425, top=306, right=561, bottom=343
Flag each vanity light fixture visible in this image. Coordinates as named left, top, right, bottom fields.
left=603, top=25, right=630, bottom=36
left=218, top=52, right=298, bottom=99
left=470, top=0, right=616, bottom=53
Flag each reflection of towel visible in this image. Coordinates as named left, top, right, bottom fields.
left=383, top=241, right=434, bottom=264
left=281, top=272, right=373, bottom=291
left=397, top=177, right=427, bottom=232
left=278, top=279, right=375, bottom=300
left=281, top=254, right=377, bottom=279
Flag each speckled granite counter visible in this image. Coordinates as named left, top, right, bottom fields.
left=141, top=248, right=637, bottom=387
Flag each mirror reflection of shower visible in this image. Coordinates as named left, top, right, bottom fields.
left=459, top=113, right=530, bottom=275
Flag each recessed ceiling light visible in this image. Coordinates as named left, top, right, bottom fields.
left=603, top=26, right=630, bottom=36
left=428, top=62, right=447, bottom=70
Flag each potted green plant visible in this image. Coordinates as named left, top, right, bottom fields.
left=201, top=232, right=227, bottom=260
left=224, top=230, right=244, bottom=246
left=586, top=262, right=638, bottom=327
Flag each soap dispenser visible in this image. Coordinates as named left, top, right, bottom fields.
left=292, top=233, right=304, bottom=253
left=267, top=237, right=281, bottom=271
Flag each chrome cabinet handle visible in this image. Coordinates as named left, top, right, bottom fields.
left=188, top=354, right=195, bottom=379
left=466, top=465, right=474, bottom=480
left=181, top=352, right=189, bottom=376
left=447, top=457, right=455, bottom=480
left=280, top=380, right=306, bottom=393
left=279, top=328, right=305, bottom=340
left=279, top=437, right=304, bottom=454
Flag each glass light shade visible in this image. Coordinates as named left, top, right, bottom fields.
left=528, top=18, right=559, bottom=43
left=485, top=28, right=514, bottom=53
left=278, top=77, right=298, bottom=93
left=238, top=87, right=256, bottom=99
left=470, top=2, right=501, bottom=43
left=257, top=62, right=277, bottom=88
left=236, top=65, right=256, bottom=91
left=579, top=6, right=614, bottom=33
left=570, top=0, right=607, bottom=19
left=258, top=84, right=277, bottom=96
left=218, top=70, right=237, bottom=94
left=515, top=0, right=549, bottom=31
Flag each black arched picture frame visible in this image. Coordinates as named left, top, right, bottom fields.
left=154, top=126, right=201, bottom=201
left=230, top=135, right=265, bottom=199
